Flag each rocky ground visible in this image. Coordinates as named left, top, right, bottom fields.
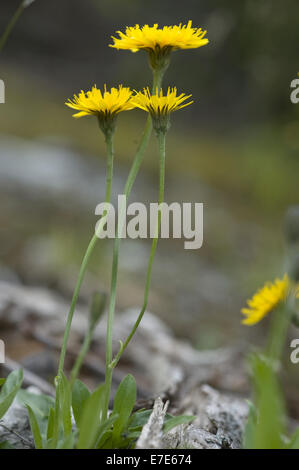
left=0, top=135, right=291, bottom=448
left=0, top=280, right=249, bottom=449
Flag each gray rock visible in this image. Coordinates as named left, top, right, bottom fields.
left=0, top=386, right=41, bottom=449
left=136, top=392, right=247, bottom=449
left=136, top=397, right=169, bottom=449
left=0, top=281, right=249, bottom=449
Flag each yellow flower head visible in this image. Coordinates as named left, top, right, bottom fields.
left=132, top=87, right=193, bottom=134
left=65, top=85, right=134, bottom=119
left=132, top=87, right=193, bottom=116
left=241, top=274, right=290, bottom=326
left=110, top=21, right=209, bottom=53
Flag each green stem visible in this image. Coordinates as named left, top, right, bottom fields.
left=57, top=65, right=164, bottom=411
left=70, top=324, right=93, bottom=387
left=57, top=69, right=162, bottom=381
left=70, top=291, right=106, bottom=386
left=57, top=131, right=114, bottom=377
left=102, top=69, right=165, bottom=418
left=110, top=131, right=166, bottom=371
left=266, top=305, right=291, bottom=364
left=0, top=2, right=26, bottom=52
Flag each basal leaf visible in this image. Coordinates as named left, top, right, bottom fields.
left=26, top=405, right=43, bottom=449
left=72, top=379, right=90, bottom=427
left=77, top=384, right=105, bottom=449
left=128, top=409, right=152, bottom=431
left=17, top=388, right=55, bottom=441
left=95, top=414, right=119, bottom=449
left=0, top=441, right=15, bottom=449
left=111, top=374, right=136, bottom=444
left=58, top=372, right=72, bottom=437
left=57, top=433, right=75, bottom=449
left=245, top=353, right=286, bottom=449
left=163, top=414, right=195, bottom=433
left=242, top=400, right=257, bottom=449
left=286, top=428, right=299, bottom=449
left=17, top=389, right=55, bottom=417
left=46, top=407, right=55, bottom=441
left=0, top=369, right=23, bottom=420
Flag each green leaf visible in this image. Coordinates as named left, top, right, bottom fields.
left=163, top=414, right=195, bottom=433
left=57, top=373, right=72, bottom=437
left=44, top=438, right=55, bottom=450
left=244, top=353, right=286, bottom=449
left=77, top=384, right=105, bottom=449
left=111, top=374, right=136, bottom=444
left=26, top=405, right=43, bottom=449
left=0, top=441, right=15, bottom=449
left=17, top=389, right=55, bottom=441
left=72, top=379, right=90, bottom=427
left=46, top=373, right=73, bottom=448
left=95, top=414, right=119, bottom=449
left=128, top=409, right=152, bottom=431
left=124, top=431, right=140, bottom=440
left=242, top=400, right=257, bottom=449
left=17, top=389, right=55, bottom=416
left=46, top=407, right=55, bottom=441
left=0, top=369, right=23, bottom=420
left=57, top=433, right=75, bottom=449
left=286, top=428, right=299, bottom=449
left=0, top=378, right=6, bottom=387
left=52, top=386, right=61, bottom=448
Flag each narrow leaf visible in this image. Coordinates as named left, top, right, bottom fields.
left=111, top=374, right=137, bottom=442
left=72, top=379, right=90, bottom=427
left=58, top=433, right=75, bottom=449
left=95, top=414, right=119, bottom=449
left=0, top=441, right=15, bottom=449
left=17, top=389, right=55, bottom=441
left=77, top=384, right=105, bottom=449
left=128, top=409, right=152, bottom=430
left=0, top=369, right=23, bottom=419
left=58, top=373, right=72, bottom=436
left=46, top=407, right=55, bottom=441
left=26, top=405, right=43, bottom=449
left=163, top=414, right=195, bottom=433
left=286, top=428, right=299, bottom=449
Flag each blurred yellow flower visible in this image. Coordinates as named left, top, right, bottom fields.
left=65, top=85, right=134, bottom=119
left=110, top=21, right=209, bottom=53
left=132, top=87, right=193, bottom=116
left=241, top=275, right=290, bottom=326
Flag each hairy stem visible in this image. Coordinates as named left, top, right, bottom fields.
left=102, top=68, right=165, bottom=418
left=110, top=130, right=166, bottom=370
left=266, top=305, right=291, bottom=364
left=57, top=131, right=114, bottom=377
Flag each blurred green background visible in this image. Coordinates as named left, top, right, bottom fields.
left=0, top=0, right=299, bottom=360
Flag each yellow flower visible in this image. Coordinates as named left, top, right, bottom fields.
left=110, top=21, right=209, bottom=53
left=65, top=85, right=134, bottom=119
left=132, top=87, right=193, bottom=115
left=241, top=275, right=290, bottom=326
left=132, top=87, right=193, bottom=134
